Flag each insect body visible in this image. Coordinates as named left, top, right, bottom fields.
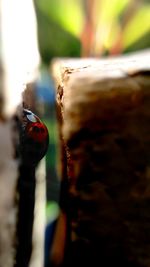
left=19, top=109, right=49, bottom=166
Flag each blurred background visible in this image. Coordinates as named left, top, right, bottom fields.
left=34, top=0, right=150, bottom=61
left=32, top=0, right=150, bottom=266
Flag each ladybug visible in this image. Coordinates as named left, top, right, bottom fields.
left=19, top=108, right=49, bottom=166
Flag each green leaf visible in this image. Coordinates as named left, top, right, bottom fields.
left=123, top=5, right=150, bottom=49
left=95, top=0, right=129, bottom=23
left=46, top=201, right=60, bottom=223
left=35, top=0, right=84, bottom=36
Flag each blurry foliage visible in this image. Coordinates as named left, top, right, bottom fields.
left=125, top=31, right=150, bottom=53
left=35, top=0, right=84, bottom=37
left=122, top=5, right=150, bottom=51
left=34, top=0, right=150, bottom=61
left=93, top=0, right=150, bottom=55
left=34, top=0, right=81, bottom=65
left=44, top=117, right=58, bottom=169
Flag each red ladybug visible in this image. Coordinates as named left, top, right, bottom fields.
left=19, top=108, right=49, bottom=166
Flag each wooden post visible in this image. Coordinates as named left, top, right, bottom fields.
left=51, top=50, right=150, bottom=267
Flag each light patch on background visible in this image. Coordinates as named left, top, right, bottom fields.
left=1, top=0, right=40, bottom=116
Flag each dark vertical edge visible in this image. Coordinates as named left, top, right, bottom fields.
left=14, top=164, right=36, bottom=267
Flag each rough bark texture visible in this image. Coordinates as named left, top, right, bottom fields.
left=51, top=50, right=150, bottom=267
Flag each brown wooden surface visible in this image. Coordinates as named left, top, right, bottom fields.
left=51, top=50, right=150, bottom=267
